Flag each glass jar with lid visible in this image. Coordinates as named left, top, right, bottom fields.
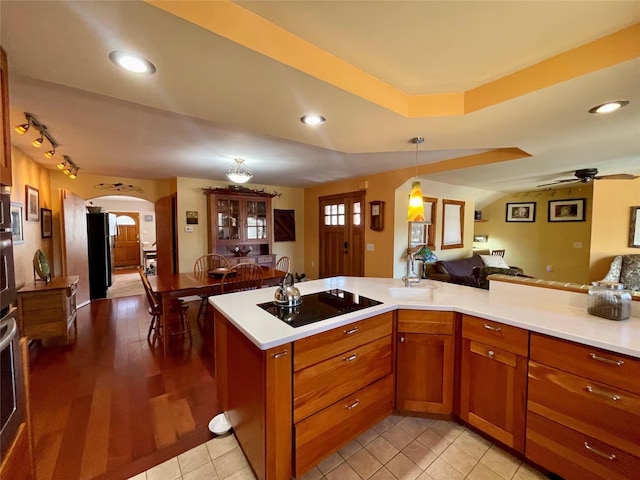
left=587, top=281, right=631, bottom=321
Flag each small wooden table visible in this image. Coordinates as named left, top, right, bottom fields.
left=16, top=276, right=79, bottom=344
left=148, top=267, right=284, bottom=353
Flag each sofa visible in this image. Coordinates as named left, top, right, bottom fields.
left=423, top=254, right=524, bottom=288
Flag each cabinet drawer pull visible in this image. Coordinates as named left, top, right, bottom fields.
left=584, top=442, right=616, bottom=461
left=344, top=327, right=359, bottom=335
left=343, top=353, right=357, bottom=362
left=487, top=350, right=495, bottom=358
left=270, top=350, right=288, bottom=359
left=345, top=399, right=360, bottom=410
left=586, top=385, right=621, bottom=401
left=483, top=324, right=502, bottom=333
left=589, top=353, right=624, bottom=366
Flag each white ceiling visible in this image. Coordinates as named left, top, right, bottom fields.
left=1, top=1, right=639, bottom=192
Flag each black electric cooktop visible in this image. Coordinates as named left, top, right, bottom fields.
left=258, top=289, right=383, bottom=328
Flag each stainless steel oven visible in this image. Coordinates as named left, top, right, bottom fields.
left=0, top=308, right=24, bottom=461
left=0, top=231, right=16, bottom=313
left=0, top=191, right=10, bottom=231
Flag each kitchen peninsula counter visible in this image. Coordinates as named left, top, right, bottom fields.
left=210, top=276, right=640, bottom=358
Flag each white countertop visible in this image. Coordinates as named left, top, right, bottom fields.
left=210, top=277, right=640, bottom=358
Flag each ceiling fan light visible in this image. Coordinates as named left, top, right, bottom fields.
left=589, top=100, right=630, bottom=114
left=225, top=158, right=253, bottom=184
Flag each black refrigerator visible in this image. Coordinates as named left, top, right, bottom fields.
left=87, top=212, right=116, bottom=299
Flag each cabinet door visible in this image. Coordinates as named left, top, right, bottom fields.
left=459, top=338, right=527, bottom=452
left=396, top=333, right=453, bottom=414
left=246, top=200, right=268, bottom=241
left=216, top=198, right=241, bottom=242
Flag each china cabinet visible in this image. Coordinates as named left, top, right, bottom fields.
left=205, top=189, right=275, bottom=267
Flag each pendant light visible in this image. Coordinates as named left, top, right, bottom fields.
left=226, top=158, right=253, bottom=184
left=407, top=137, right=425, bottom=221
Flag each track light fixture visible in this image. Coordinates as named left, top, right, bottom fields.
left=14, top=112, right=63, bottom=160
left=57, top=155, right=79, bottom=180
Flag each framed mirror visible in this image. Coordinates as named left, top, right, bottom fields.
left=442, top=199, right=465, bottom=249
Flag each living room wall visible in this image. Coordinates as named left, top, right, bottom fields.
left=474, top=185, right=594, bottom=283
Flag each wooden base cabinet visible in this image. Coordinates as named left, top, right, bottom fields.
left=459, top=315, right=528, bottom=453
left=396, top=310, right=454, bottom=414
left=526, top=333, right=640, bottom=480
left=17, top=276, right=78, bottom=343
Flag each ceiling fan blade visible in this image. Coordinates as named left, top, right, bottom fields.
left=594, top=173, right=639, bottom=180
left=536, top=178, right=580, bottom=188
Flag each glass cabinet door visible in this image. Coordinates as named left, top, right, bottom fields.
left=216, top=198, right=241, bottom=241
left=246, top=200, right=268, bottom=240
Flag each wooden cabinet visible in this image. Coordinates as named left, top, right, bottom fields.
left=459, top=314, right=528, bottom=453
left=1, top=47, right=11, bottom=186
left=205, top=189, right=275, bottom=267
left=17, top=276, right=79, bottom=343
left=526, top=333, right=640, bottom=480
left=396, top=310, right=455, bottom=414
left=293, top=312, right=394, bottom=477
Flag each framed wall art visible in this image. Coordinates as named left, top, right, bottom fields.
left=548, top=198, right=585, bottom=222
left=505, top=202, right=536, bottom=222
left=369, top=200, right=385, bottom=231
left=629, top=206, right=640, bottom=248
left=41, top=208, right=53, bottom=238
left=25, top=185, right=39, bottom=222
left=10, top=202, right=24, bottom=244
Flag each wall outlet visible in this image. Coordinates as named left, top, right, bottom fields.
left=185, top=226, right=194, bottom=232
left=367, top=243, right=374, bottom=251
left=573, top=241, right=583, bottom=248
left=546, top=265, right=552, bottom=272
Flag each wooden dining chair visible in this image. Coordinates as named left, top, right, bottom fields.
left=221, top=262, right=264, bottom=293
left=274, top=256, right=291, bottom=274
left=194, top=254, right=230, bottom=326
left=139, top=268, right=191, bottom=348
left=491, top=249, right=506, bottom=257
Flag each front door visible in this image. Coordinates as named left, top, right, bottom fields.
left=319, top=192, right=365, bottom=278
left=113, top=212, right=140, bottom=268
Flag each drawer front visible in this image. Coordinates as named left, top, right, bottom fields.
left=462, top=315, right=528, bottom=356
left=256, top=255, right=274, bottom=265
left=294, top=336, right=392, bottom=423
left=527, top=411, right=640, bottom=480
left=397, top=310, right=454, bottom=334
left=530, top=333, right=640, bottom=395
left=293, top=312, right=393, bottom=371
left=295, top=374, right=394, bottom=477
left=528, top=361, right=640, bottom=457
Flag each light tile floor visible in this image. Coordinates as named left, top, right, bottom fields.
left=128, top=416, right=549, bottom=480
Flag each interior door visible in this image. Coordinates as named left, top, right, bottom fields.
left=155, top=194, right=178, bottom=275
left=60, top=189, right=90, bottom=306
left=319, top=192, right=365, bottom=278
left=113, top=212, right=140, bottom=268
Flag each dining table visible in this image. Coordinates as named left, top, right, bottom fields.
left=147, top=266, right=285, bottom=353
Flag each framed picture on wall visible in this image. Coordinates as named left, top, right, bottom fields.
left=41, top=208, right=53, bottom=238
left=25, top=185, right=39, bottom=222
left=10, top=202, right=24, bottom=244
left=548, top=198, right=585, bottom=222
left=505, top=202, right=536, bottom=222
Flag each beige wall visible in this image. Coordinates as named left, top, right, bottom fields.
left=475, top=186, right=594, bottom=284
left=175, top=177, right=305, bottom=274
left=9, top=146, right=53, bottom=289
left=590, top=178, right=640, bottom=281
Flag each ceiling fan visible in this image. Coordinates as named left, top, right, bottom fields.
left=537, top=168, right=638, bottom=188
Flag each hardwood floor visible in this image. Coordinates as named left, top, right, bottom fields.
left=27, top=293, right=219, bottom=480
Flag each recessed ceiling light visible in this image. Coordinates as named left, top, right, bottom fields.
left=588, top=100, right=629, bottom=114
left=300, top=114, right=326, bottom=126
left=109, top=51, right=156, bottom=74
